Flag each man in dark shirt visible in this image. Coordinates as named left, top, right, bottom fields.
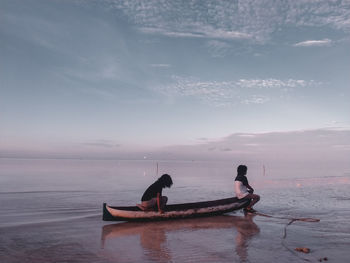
left=137, top=174, right=173, bottom=213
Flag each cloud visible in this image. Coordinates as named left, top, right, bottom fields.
left=221, top=148, right=232, bottom=152
left=149, top=63, right=171, bottom=68
left=236, top=79, right=310, bottom=89
left=245, top=144, right=260, bottom=147
left=140, top=27, right=205, bottom=38
left=153, top=76, right=320, bottom=107
left=294, top=39, right=332, bottom=47
left=161, top=128, right=350, bottom=163
left=100, top=0, right=350, bottom=43
left=242, top=96, right=270, bottom=105
left=139, top=25, right=252, bottom=40
left=60, top=56, right=122, bottom=82
left=332, top=144, right=350, bottom=149
left=0, top=12, right=67, bottom=52
left=205, top=40, right=232, bottom=57
left=83, top=140, right=121, bottom=148
left=237, top=134, right=256, bottom=138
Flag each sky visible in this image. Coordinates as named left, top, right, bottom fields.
left=0, top=0, right=350, bottom=161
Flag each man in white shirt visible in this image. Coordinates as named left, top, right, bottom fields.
left=234, top=165, right=260, bottom=213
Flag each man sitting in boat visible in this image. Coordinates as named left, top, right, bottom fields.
left=234, top=165, right=260, bottom=213
left=137, top=174, right=173, bottom=213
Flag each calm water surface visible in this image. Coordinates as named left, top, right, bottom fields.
left=0, top=158, right=349, bottom=262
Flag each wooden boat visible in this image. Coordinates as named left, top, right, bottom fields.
left=103, top=197, right=250, bottom=221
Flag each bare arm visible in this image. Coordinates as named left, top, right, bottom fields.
left=157, top=192, right=163, bottom=213
left=247, top=184, right=254, bottom=193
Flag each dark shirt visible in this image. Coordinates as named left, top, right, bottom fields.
left=141, top=180, right=163, bottom=201
left=235, top=174, right=249, bottom=186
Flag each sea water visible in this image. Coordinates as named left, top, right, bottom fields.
left=0, top=158, right=349, bottom=262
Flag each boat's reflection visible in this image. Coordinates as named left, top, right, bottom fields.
left=101, top=213, right=259, bottom=262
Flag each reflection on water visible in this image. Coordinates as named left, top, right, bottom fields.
left=101, top=214, right=259, bottom=262
left=234, top=214, right=260, bottom=261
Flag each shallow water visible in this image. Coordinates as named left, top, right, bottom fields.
left=0, top=158, right=350, bottom=262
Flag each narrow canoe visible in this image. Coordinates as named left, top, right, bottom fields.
left=103, top=197, right=250, bottom=221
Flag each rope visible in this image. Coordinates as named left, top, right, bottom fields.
left=255, top=212, right=320, bottom=223
left=254, top=212, right=320, bottom=262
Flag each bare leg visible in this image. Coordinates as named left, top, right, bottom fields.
left=160, top=196, right=168, bottom=209
left=245, top=194, right=260, bottom=209
left=138, top=198, right=158, bottom=211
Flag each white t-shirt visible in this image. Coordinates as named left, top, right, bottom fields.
left=234, top=180, right=249, bottom=199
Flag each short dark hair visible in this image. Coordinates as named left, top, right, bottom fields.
left=158, top=174, right=173, bottom=188
left=237, top=165, right=247, bottom=175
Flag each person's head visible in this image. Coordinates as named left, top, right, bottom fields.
left=157, top=174, right=173, bottom=188
left=237, top=165, right=247, bottom=176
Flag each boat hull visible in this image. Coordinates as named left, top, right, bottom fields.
left=103, top=197, right=250, bottom=221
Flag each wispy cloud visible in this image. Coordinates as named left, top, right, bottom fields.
left=205, top=40, right=232, bottom=57
left=101, top=0, right=350, bottom=43
left=154, top=76, right=320, bottom=107
left=83, top=140, right=120, bottom=148
left=0, top=12, right=66, bottom=53
left=294, top=39, right=332, bottom=47
left=149, top=63, right=171, bottom=68
left=139, top=25, right=252, bottom=40
left=59, top=55, right=122, bottom=82
left=162, top=128, right=350, bottom=162
left=221, top=148, right=232, bottom=152
left=242, top=96, right=270, bottom=105
left=237, top=134, right=257, bottom=138
left=236, top=79, right=310, bottom=89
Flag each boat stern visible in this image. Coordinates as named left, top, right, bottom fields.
left=103, top=203, right=117, bottom=221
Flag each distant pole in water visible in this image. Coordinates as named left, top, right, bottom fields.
left=156, top=162, right=159, bottom=176
left=263, top=165, right=266, bottom=176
